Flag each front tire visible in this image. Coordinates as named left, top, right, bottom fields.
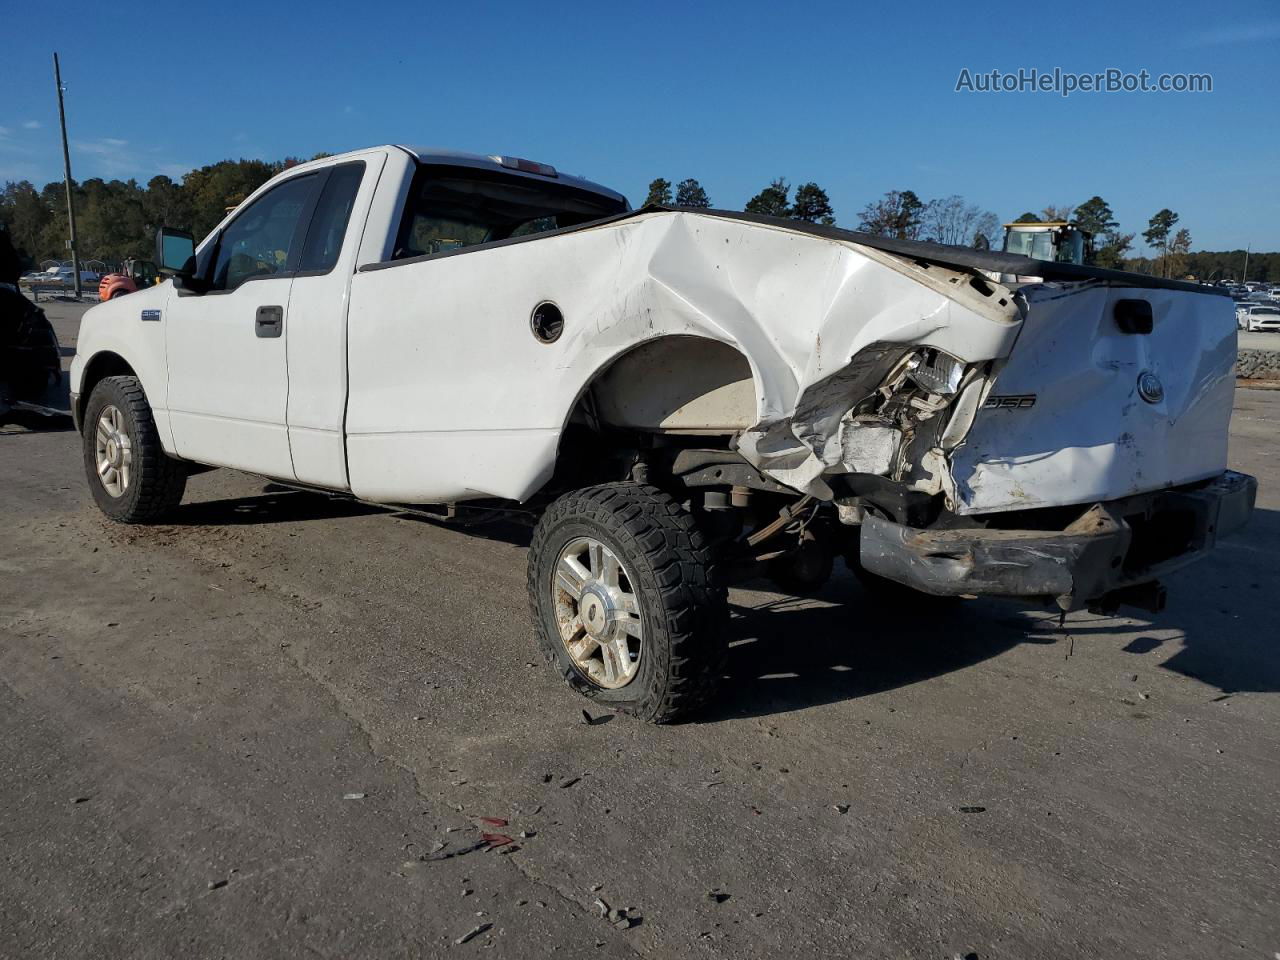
left=82, top=375, right=187, bottom=523
left=528, top=482, right=726, bottom=723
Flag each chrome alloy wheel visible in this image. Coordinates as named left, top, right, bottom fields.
left=94, top=404, right=133, bottom=498
left=552, top=537, right=643, bottom=689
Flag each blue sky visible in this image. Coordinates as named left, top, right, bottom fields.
left=3, top=0, right=1278, bottom=251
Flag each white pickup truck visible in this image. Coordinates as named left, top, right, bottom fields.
left=71, top=145, right=1256, bottom=721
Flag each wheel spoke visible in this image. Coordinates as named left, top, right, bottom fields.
left=618, top=592, right=639, bottom=616
left=96, top=424, right=109, bottom=444
left=118, top=463, right=129, bottom=491
left=559, top=613, right=585, bottom=643
left=567, top=635, right=597, bottom=662
left=98, top=458, right=112, bottom=477
left=599, top=641, right=621, bottom=684
left=622, top=616, right=643, bottom=640
left=599, top=550, right=621, bottom=587
left=613, top=634, right=636, bottom=677
left=588, top=541, right=604, bottom=578
left=555, top=556, right=587, bottom=600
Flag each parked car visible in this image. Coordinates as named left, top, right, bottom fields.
left=68, top=145, right=1257, bottom=721
left=41, top=265, right=100, bottom=287
left=1243, top=304, right=1280, bottom=331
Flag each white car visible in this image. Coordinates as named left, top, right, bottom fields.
left=68, top=145, right=1256, bottom=721
left=41, top=265, right=99, bottom=286
left=1243, top=304, right=1280, bottom=331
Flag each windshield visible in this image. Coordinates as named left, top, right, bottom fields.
left=394, top=165, right=626, bottom=259
left=1002, top=230, right=1055, bottom=260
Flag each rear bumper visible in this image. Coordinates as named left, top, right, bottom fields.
left=859, top=470, right=1257, bottom=611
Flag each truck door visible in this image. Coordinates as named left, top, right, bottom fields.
left=165, top=172, right=321, bottom=478
left=283, top=159, right=378, bottom=490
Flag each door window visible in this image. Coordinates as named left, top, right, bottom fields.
left=299, top=162, right=366, bottom=273
left=211, top=174, right=316, bottom=291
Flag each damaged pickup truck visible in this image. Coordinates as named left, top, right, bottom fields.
left=70, top=145, right=1256, bottom=721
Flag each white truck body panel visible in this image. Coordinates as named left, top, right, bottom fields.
left=344, top=210, right=1021, bottom=503
left=283, top=150, right=388, bottom=489
left=164, top=274, right=296, bottom=479
left=952, top=283, right=1237, bottom=514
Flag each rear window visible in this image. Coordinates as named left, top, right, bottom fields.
left=393, top=165, right=625, bottom=260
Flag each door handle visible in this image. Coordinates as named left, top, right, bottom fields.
left=255, top=305, right=283, bottom=338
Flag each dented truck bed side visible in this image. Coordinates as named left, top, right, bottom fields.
left=348, top=205, right=1236, bottom=526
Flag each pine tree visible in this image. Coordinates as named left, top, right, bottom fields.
left=744, top=178, right=791, bottom=218
left=642, top=178, right=672, bottom=207
left=791, top=183, right=835, bottom=224
left=674, top=178, right=711, bottom=208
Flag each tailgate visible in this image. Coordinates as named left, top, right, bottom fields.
left=949, top=283, right=1236, bottom=515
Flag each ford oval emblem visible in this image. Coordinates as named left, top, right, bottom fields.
left=1137, top=371, right=1164, bottom=404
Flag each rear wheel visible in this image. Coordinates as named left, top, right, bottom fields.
left=528, top=482, right=726, bottom=723
left=82, top=375, right=187, bottom=523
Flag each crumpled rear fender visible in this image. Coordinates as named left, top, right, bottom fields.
left=630, top=213, right=1022, bottom=499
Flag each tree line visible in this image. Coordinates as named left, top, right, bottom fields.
left=2, top=158, right=1275, bottom=282
left=642, top=176, right=998, bottom=247
left=0, top=154, right=325, bottom=269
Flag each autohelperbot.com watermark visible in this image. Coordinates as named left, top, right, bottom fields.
left=955, top=67, right=1213, bottom=97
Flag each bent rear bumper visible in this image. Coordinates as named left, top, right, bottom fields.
left=859, top=470, right=1257, bottom=611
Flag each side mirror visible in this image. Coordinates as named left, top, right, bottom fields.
left=156, top=226, right=195, bottom=276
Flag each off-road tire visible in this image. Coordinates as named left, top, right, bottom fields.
left=83, top=375, right=187, bottom=523
left=528, top=482, right=727, bottom=723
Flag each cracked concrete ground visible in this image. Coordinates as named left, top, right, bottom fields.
left=2, top=301, right=1279, bottom=958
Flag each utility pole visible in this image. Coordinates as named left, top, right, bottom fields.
left=53, top=52, right=81, bottom=300
left=1242, top=245, right=1251, bottom=284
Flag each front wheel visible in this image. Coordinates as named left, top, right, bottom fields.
left=82, top=375, right=187, bottom=523
left=527, top=482, right=726, bottom=723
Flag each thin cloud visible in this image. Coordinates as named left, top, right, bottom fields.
left=75, top=137, right=130, bottom=156
left=1183, top=21, right=1280, bottom=47
left=0, top=126, right=10, bottom=137
left=71, top=137, right=189, bottom=180
left=23, top=120, right=42, bottom=130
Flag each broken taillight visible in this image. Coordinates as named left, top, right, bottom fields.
left=907, top=348, right=965, bottom=395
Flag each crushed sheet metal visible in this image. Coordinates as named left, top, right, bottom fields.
left=344, top=209, right=1227, bottom=512
left=343, top=210, right=1024, bottom=503
left=950, top=282, right=1236, bottom=514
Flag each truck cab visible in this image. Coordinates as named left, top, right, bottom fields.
left=1001, top=221, right=1093, bottom=265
